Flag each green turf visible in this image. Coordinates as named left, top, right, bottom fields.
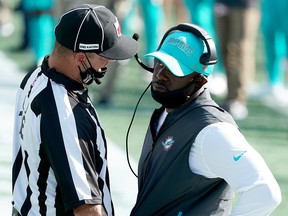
left=1, top=5, right=287, bottom=215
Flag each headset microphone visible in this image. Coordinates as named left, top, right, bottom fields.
left=124, top=33, right=154, bottom=178
left=132, top=33, right=154, bottom=73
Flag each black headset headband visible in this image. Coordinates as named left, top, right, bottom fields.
left=157, top=23, right=217, bottom=65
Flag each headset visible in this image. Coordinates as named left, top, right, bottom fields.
left=133, top=22, right=218, bottom=73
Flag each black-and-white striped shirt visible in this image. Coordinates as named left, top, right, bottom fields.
left=12, top=57, right=114, bottom=215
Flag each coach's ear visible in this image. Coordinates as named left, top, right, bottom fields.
left=194, top=74, right=207, bottom=88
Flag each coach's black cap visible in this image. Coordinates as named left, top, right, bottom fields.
left=54, top=4, right=138, bottom=60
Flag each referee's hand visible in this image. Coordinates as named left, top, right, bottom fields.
left=74, top=204, right=108, bottom=216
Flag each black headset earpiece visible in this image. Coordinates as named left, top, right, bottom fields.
left=157, top=23, right=217, bottom=65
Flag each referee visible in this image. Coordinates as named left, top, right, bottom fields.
left=12, top=4, right=137, bottom=216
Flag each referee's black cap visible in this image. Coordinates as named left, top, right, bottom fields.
left=54, top=4, right=138, bottom=60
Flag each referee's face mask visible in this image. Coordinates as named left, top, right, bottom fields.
left=78, top=53, right=114, bottom=85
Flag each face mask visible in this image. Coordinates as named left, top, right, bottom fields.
left=79, top=55, right=107, bottom=85
left=151, top=81, right=196, bottom=108
left=80, top=66, right=94, bottom=85
left=79, top=66, right=107, bottom=85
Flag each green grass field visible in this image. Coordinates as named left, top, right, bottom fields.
left=1, top=5, right=287, bottom=215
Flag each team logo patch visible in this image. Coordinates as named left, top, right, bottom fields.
left=162, top=136, right=175, bottom=151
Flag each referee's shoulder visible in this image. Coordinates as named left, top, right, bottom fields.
left=20, top=67, right=42, bottom=89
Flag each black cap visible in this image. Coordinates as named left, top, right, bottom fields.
left=54, top=4, right=138, bottom=60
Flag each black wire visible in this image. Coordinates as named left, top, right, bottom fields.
left=125, top=82, right=152, bottom=178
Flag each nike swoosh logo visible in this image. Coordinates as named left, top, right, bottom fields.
left=233, top=151, right=247, bottom=161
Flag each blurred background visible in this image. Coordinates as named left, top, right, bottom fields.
left=0, top=0, right=287, bottom=215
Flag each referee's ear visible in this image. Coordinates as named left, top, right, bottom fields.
left=75, top=52, right=85, bottom=66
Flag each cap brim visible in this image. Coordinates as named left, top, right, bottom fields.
left=145, top=51, right=192, bottom=77
left=99, top=35, right=138, bottom=60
